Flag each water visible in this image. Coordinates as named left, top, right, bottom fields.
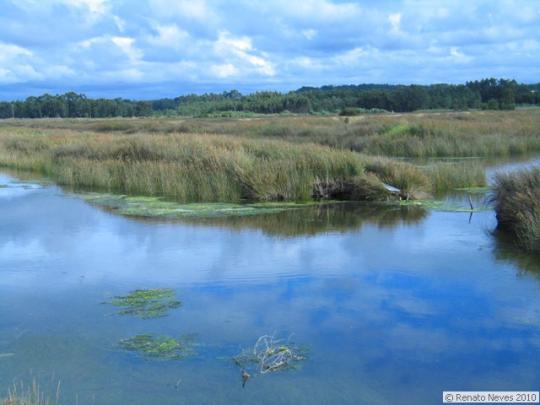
left=1, top=166, right=540, bottom=404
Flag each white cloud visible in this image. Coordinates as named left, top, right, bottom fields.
left=334, top=47, right=365, bottom=65
left=114, top=16, right=126, bottom=32
left=147, top=24, right=189, bottom=49
left=111, top=37, right=142, bottom=63
left=214, top=31, right=275, bottom=76
left=0, top=42, right=33, bottom=62
left=211, top=63, right=238, bottom=78
left=450, top=46, right=471, bottom=63
left=302, top=29, right=317, bottom=40
left=60, top=0, right=108, bottom=15
left=150, top=0, right=215, bottom=21
left=269, top=0, right=361, bottom=21
left=389, top=13, right=402, bottom=32
left=0, top=42, right=38, bottom=84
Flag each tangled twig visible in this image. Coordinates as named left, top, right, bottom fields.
left=233, top=334, right=306, bottom=380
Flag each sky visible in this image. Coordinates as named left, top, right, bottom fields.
left=0, top=0, right=539, bottom=100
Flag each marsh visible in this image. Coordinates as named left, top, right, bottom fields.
left=1, top=149, right=540, bottom=403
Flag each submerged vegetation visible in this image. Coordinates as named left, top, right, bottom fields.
left=106, top=288, right=181, bottom=319
left=233, top=335, right=307, bottom=383
left=493, top=168, right=540, bottom=254
left=119, top=334, right=195, bottom=360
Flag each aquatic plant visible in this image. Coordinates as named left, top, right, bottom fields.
left=454, top=186, right=490, bottom=194
left=84, top=193, right=339, bottom=219
left=107, top=288, right=181, bottom=319
left=233, top=335, right=307, bottom=378
left=399, top=199, right=490, bottom=212
left=119, top=334, right=195, bottom=360
left=492, top=168, right=540, bottom=254
left=2, top=379, right=60, bottom=405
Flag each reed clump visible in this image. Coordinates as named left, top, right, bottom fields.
left=493, top=168, right=540, bottom=254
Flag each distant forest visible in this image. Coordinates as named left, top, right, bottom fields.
left=1, top=78, right=539, bottom=119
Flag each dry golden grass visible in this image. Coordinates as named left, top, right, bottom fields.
left=3, top=109, right=538, bottom=158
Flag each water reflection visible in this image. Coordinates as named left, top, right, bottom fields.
left=2, top=171, right=540, bottom=404
left=493, top=231, right=540, bottom=276
left=172, top=203, right=427, bottom=237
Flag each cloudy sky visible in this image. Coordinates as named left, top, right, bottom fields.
left=0, top=0, right=539, bottom=99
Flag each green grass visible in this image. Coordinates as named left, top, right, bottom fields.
left=423, top=161, right=487, bottom=194
left=493, top=168, right=540, bottom=254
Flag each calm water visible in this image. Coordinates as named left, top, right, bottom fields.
left=1, top=165, right=540, bottom=404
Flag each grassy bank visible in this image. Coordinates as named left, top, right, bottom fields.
left=0, top=128, right=395, bottom=202
left=493, top=168, right=540, bottom=254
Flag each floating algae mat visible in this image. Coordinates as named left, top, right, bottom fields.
left=81, top=193, right=328, bottom=219
left=119, top=334, right=195, bottom=360
left=454, top=186, right=490, bottom=194
left=106, top=288, right=181, bottom=319
left=399, top=199, right=490, bottom=212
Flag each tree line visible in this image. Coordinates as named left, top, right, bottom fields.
left=0, top=92, right=153, bottom=119
left=1, top=79, right=538, bottom=119
left=164, top=79, right=538, bottom=116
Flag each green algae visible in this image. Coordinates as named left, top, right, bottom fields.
left=399, top=199, right=490, bottom=212
left=454, top=186, right=490, bottom=194
left=81, top=193, right=333, bottom=219
left=119, top=334, right=195, bottom=360
left=107, top=288, right=181, bottom=319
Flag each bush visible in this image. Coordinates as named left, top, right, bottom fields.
left=493, top=168, right=540, bottom=253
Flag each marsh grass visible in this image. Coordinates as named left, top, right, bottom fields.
left=0, top=110, right=520, bottom=203
left=3, top=110, right=539, bottom=159
left=493, top=168, right=540, bottom=254
left=423, top=161, right=487, bottom=194
left=0, top=129, right=378, bottom=202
